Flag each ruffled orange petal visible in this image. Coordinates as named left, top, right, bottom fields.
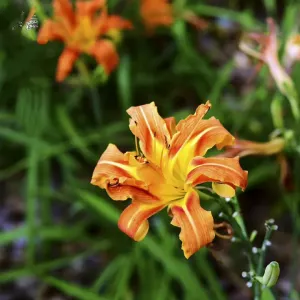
left=186, top=157, right=248, bottom=197
left=167, top=101, right=234, bottom=179
left=76, top=0, right=105, bottom=17
left=91, top=144, right=162, bottom=202
left=219, top=138, right=285, bottom=158
left=37, top=20, right=64, bottom=44
left=140, top=0, right=173, bottom=30
left=127, top=103, right=171, bottom=168
left=90, top=40, right=119, bottom=74
left=168, top=189, right=215, bottom=259
left=118, top=202, right=165, bottom=241
left=56, top=48, right=79, bottom=82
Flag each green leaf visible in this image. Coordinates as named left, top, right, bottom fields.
left=117, top=55, right=132, bottom=115
left=56, top=105, right=96, bottom=161
left=43, top=276, right=109, bottom=300
left=77, top=190, right=119, bottom=223
left=261, top=288, right=276, bottom=300
left=187, top=4, right=259, bottom=29
left=195, top=249, right=227, bottom=300
left=91, top=256, right=127, bottom=293
left=290, top=289, right=300, bottom=300
left=142, top=237, right=210, bottom=299
left=21, top=27, right=37, bottom=41
left=0, top=242, right=110, bottom=283
left=0, top=226, right=26, bottom=246
left=208, top=61, right=235, bottom=107
left=262, top=0, right=276, bottom=16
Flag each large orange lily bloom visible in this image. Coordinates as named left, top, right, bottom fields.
left=91, top=101, right=248, bottom=258
left=37, top=0, right=132, bottom=82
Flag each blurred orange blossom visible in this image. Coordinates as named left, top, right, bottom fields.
left=140, top=0, right=208, bottom=31
left=91, top=101, right=248, bottom=258
left=37, top=0, right=132, bottom=82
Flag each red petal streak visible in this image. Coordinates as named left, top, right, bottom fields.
left=164, top=117, right=176, bottom=137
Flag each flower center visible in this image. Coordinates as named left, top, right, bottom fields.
left=68, top=17, right=98, bottom=52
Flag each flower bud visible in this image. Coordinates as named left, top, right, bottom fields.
left=255, top=261, right=280, bottom=287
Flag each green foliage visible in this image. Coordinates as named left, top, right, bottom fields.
left=1, top=0, right=300, bottom=299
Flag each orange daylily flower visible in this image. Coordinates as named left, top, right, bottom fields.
left=219, top=138, right=285, bottom=158
left=91, top=101, right=248, bottom=258
left=141, top=0, right=173, bottom=29
left=37, top=0, right=132, bottom=82
left=140, top=0, right=208, bottom=31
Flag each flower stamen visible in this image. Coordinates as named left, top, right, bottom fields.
left=214, top=222, right=233, bottom=240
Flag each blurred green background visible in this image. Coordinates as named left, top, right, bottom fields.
left=1, top=0, right=300, bottom=299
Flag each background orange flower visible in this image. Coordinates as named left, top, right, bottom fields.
left=37, top=0, right=132, bottom=81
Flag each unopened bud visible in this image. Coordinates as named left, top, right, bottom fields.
left=255, top=261, right=280, bottom=288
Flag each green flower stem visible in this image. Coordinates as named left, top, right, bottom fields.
left=254, top=222, right=276, bottom=299
left=288, top=154, right=300, bottom=297
left=283, top=82, right=300, bottom=122
left=256, top=225, right=273, bottom=280
left=231, top=196, right=259, bottom=300
left=76, top=60, right=102, bottom=124
left=231, top=197, right=248, bottom=239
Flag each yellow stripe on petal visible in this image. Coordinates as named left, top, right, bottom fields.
left=168, top=189, right=215, bottom=259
